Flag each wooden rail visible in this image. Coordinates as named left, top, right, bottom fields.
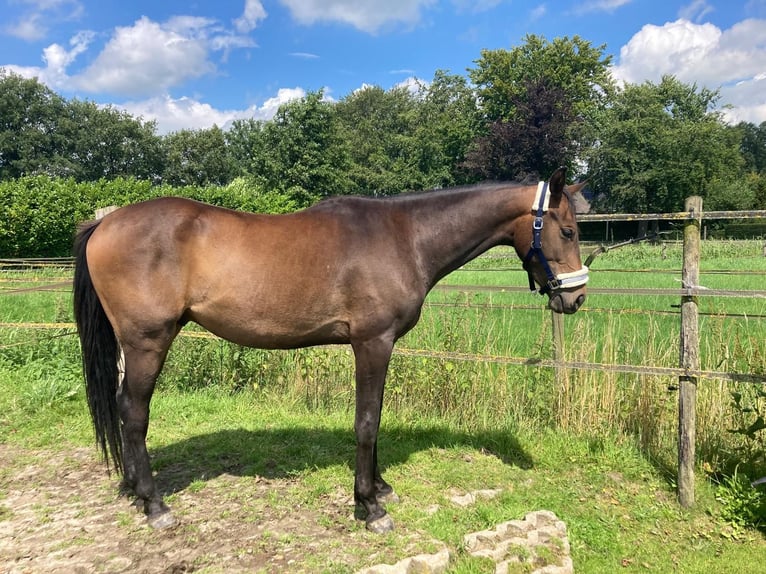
left=579, top=209, right=766, bottom=222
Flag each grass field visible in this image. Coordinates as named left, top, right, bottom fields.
left=2, top=240, right=766, bottom=572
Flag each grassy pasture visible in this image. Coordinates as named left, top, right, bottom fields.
left=1, top=241, right=766, bottom=571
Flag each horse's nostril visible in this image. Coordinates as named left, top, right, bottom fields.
left=576, top=294, right=586, bottom=309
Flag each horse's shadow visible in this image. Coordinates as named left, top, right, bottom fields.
left=149, top=422, right=534, bottom=496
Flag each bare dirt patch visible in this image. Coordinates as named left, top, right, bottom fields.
left=0, top=444, right=393, bottom=573
left=0, top=444, right=573, bottom=574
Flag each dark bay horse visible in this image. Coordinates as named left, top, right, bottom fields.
left=73, top=166, right=588, bottom=533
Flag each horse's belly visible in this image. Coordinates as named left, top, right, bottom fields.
left=189, top=306, right=351, bottom=350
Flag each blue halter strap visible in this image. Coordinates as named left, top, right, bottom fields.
left=523, top=180, right=589, bottom=295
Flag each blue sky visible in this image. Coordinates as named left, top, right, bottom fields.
left=2, top=0, right=765, bottom=133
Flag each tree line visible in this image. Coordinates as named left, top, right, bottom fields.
left=2, top=34, right=766, bottom=216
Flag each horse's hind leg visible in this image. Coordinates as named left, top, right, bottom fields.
left=119, top=339, right=176, bottom=528
left=373, top=442, right=398, bottom=504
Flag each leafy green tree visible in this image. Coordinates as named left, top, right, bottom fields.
left=751, top=173, right=766, bottom=209
left=337, top=75, right=480, bottom=195
left=225, top=117, right=266, bottom=177
left=336, top=84, right=423, bottom=195
left=467, top=35, right=614, bottom=179
left=60, top=100, right=162, bottom=181
left=0, top=70, right=162, bottom=182
left=161, top=125, right=235, bottom=186
left=587, top=75, right=743, bottom=212
left=736, top=121, right=766, bottom=174
left=470, top=34, right=613, bottom=122
left=249, top=90, right=353, bottom=206
left=412, top=70, right=481, bottom=187
left=0, top=70, right=68, bottom=179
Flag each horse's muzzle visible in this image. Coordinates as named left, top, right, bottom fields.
left=548, top=291, right=586, bottom=314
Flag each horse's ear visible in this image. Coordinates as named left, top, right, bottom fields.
left=548, top=166, right=567, bottom=195
left=566, top=180, right=588, bottom=197
left=565, top=179, right=591, bottom=213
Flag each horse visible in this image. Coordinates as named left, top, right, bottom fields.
left=73, top=166, right=588, bottom=533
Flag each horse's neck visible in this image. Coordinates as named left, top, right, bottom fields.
left=408, top=185, right=532, bottom=288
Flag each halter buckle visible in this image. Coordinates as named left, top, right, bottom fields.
left=545, top=278, right=562, bottom=293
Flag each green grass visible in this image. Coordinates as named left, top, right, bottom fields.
left=2, top=241, right=766, bottom=570
left=1, top=384, right=765, bottom=572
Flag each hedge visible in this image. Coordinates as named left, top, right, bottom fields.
left=0, top=176, right=298, bottom=257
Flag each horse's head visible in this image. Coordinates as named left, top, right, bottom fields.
left=516, top=167, right=588, bottom=315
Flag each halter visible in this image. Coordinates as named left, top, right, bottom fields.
left=523, top=180, right=589, bottom=295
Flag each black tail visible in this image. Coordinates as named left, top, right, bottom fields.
left=73, top=221, right=123, bottom=473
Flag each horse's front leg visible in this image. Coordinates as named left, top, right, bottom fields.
left=119, top=345, right=176, bottom=529
left=352, top=336, right=395, bottom=533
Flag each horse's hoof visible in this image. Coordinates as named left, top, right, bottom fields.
left=377, top=490, right=400, bottom=504
left=366, top=513, right=395, bottom=534
left=147, top=511, right=178, bottom=529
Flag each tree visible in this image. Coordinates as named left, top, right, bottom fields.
left=336, top=75, right=481, bottom=195
left=60, top=100, right=162, bottom=181
left=470, top=34, right=613, bottom=122
left=0, top=70, right=68, bottom=179
left=736, top=121, right=766, bottom=174
left=336, top=85, right=422, bottom=195
left=467, top=35, right=614, bottom=179
left=247, top=91, right=352, bottom=206
left=225, top=117, right=267, bottom=177
left=0, top=70, right=162, bottom=182
left=587, top=75, right=743, bottom=212
left=161, top=125, right=235, bottom=186
left=412, top=70, right=481, bottom=187
left=463, top=78, right=575, bottom=181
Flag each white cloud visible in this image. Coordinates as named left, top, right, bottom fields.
left=529, top=4, right=547, bottom=21
left=120, top=95, right=234, bottom=133
left=720, top=74, right=766, bottom=125
left=3, top=10, right=258, bottom=98
left=679, top=0, right=714, bottom=22
left=4, top=29, right=94, bottom=90
left=119, top=88, right=307, bottom=134
left=611, top=20, right=719, bottom=85
left=71, top=17, right=214, bottom=97
left=253, top=87, right=309, bottom=118
left=235, top=0, right=268, bottom=33
left=279, top=0, right=437, bottom=33
left=42, top=30, right=93, bottom=83
left=574, top=0, right=632, bottom=15
left=3, top=0, right=84, bottom=41
left=6, top=13, right=46, bottom=41
left=612, top=18, right=766, bottom=123
left=395, top=76, right=426, bottom=96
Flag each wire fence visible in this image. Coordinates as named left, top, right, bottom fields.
left=2, top=209, right=766, bottom=387
left=2, top=271, right=765, bottom=382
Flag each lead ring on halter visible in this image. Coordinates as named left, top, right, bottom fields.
left=523, top=180, right=589, bottom=295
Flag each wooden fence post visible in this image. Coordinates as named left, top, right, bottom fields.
left=678, top=196, right=702, bottom=508
left=551, top=310, right=565, bottom=374
left=95, top=205, right=118, bottom=220
left=551, top=309, right=569, bottom=426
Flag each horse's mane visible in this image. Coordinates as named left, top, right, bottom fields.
left=315, top=180, right=527, bottom=208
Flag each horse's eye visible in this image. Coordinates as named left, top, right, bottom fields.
left=561, top=228, right=575, bottom=240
